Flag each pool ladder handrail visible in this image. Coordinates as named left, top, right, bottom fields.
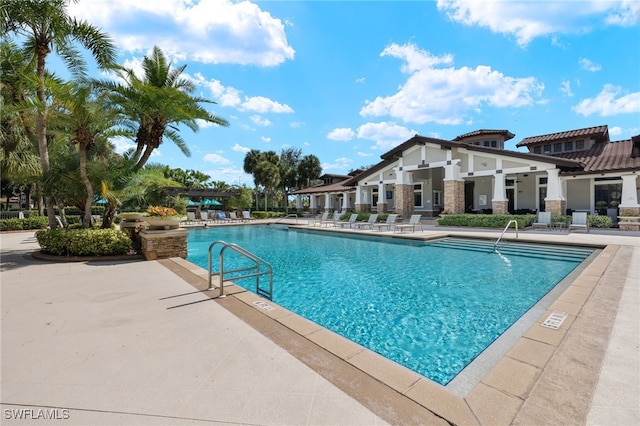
left=494, top=219, right=519, bottom=250
left=208, top=240, right=273, bottom=300
left=273, top=214, right=299, bottom=224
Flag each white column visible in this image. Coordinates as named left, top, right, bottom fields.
left=309, top=195, right=317, bottom=209
left=545, top=169, right=564, bottom=200
left=341, top=192, right=349, bottom=211
left=492, top=173, right=507, bottom=201
left=296, top=195, right=303, bottom=209
left=377, top=182, right=386, bottom=206
left=443, top=159, right=461, bottom=181
left=324, top=193, right=332, bottom=211
left=619, top=174, right=640, bottom=207
left=355, top=186, right=363, bottom=205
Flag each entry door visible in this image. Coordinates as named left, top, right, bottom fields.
left=465, top=181, right=475, bottom=212
left=506, top=188, right=515, bottom=213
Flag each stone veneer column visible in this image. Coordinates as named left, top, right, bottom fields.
left=444, top=180, right=465, bottom=214
left=544, top=199, right=565, bottom=216
left=619, top=174, right=640, bottom=216
left=395, top=184, right=414, bottom=219
left=140, top=228, right=188, bottom=260
left=492, top=201, right=509, bottom=214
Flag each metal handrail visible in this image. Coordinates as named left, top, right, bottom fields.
left=208, top=240, right=273, bottom=300
left=273, top=214, right=300, bottom=224
left=494, top=219, right=519, bottom=250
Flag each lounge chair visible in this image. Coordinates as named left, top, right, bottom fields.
left=242, top=211, right=254, bottom=221
left=229, top=211, right=242, bottom=222
left=320, top=211, right=341, bottom=227
left=354, top=213, right=378, bottom=230
left=184, top=211, right=200, bottom=224
left=335, top=213, right=358, bottom=228
left=532, top=211, right=551, bottom=230
left=395, top=215, right=423, bottom=233
left=569, top=212, right=589, bottom=232
left=372, top=214, right=398, bottom=232
left=199, top=211, right=211, bottom=223
left=310, top=212, right=329, bottom=226
left=216, top=211, right=232, bottom=223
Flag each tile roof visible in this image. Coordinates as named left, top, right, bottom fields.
left=292, top=180, right=356, bottom=195
left=453, top=129, right=515, bottom=141
left=552, top=139, right=640, bottom=174
left=516, top=125, right=609, bottom=147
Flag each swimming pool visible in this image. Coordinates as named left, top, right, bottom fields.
left=187, top=225, right=594, bottom=385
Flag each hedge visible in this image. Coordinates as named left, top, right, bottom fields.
left=0, top=216, right=49, bottom=231
left=437, top=214, right=537, bottom=229
left=35, top=228, right=132, bottom=256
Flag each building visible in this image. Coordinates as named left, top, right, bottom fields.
left=293, top=125, right=640, bottom=223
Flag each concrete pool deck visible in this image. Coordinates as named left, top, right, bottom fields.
left=1, top=224, right=638, bottom=425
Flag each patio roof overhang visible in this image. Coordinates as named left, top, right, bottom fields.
left=162, top=187, right=238, bottom=198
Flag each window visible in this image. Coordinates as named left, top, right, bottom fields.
left=553, top=143, right=562, bottom=153
left=565, top=141, right=573, bottom=151
left=372, top=187, right=379, bottom=206
left=576, top=140, right=584, bottom=150
left=433, top=190, right=442, bottom=206
left=543, top=144, right=551, bottom=153
left=413, top=184, right=423, bottom=207
left=533, top=146, right=542, bottom=154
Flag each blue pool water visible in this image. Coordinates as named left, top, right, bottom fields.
left=187, top=225, right=593, bottom=385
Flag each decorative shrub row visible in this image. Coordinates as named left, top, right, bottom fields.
left=0, top=216, right=49, bottom=231
left=35, top=228, right=132, bottom=256
left=437, top=214, right=537, bottom=229
left=587, top=215, right=613, bottom=228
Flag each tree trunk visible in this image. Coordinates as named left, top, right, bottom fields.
left=79, top=143, right=94, bottom=228
left=101, top=203, right=116, bottom=229
left=36, top=46, right=57, bottom=229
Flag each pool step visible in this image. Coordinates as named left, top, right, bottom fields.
left=428, top=238, right=592, bottom=261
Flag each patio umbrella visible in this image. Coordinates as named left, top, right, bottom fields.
left=201, top=198, right=222, bottom=207
left=186, top=199, right=199, bottom=206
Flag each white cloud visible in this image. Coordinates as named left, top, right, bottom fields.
left=356, top=121, right=417, bottom=151
left=109, top=136, right=136, bottom=155
left=261, top=136, right=272, bottom=143
left=559, top=80, right=573, bottom=97
left=322, top=157, right=353, bottom=171
left=436, top=0, right=635, bottom=47
left=290, top=121, right=304, bottom=128
left=360, top=43, right=543, bottom=125
left=608, top=126, right=622, bottom=136
left=205, top=167, right=252, bottom=186
left=573, top=84, right=640, bottom=116
left=241, top=96, right=293, bottom=114
left=357, top=152, right=373, bottom=157
left=250, top=115, right=272, bottom=126
left=356, top=77, right=366, bottom=84
left=327, top=128, right=356, bottom=141
left=69, top=0, right=295, bottom=66
left=231, top=143, right=250, bottom=154
left=579, top=58, right=602, bottom=72
left=203, top=153, right=232, bottom=165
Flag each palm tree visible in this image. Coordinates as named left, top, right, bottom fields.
left=243, top=149, right=263, bottom=208
left=49, top=81, right=126, bottom=227
left=298, top=154, right=322, bottom=188
left=279, top=147, right=301, bottom=213
left=97, top=46, right=229, bottom=171
left=2, top=0, right=117, bottom=228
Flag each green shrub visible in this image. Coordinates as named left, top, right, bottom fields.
left=437, top=214, right=536, bottom=229
left=589, top=215, right=612, bottom=228
left=0, top=216, right=48, bottom=231
left=551, top=215, right=572, bottom=226
left=36, top=228, right=132, bottom=256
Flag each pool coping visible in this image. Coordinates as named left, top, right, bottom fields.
left=162, top=225, right=628, bottom=425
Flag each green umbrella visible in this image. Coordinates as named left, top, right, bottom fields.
left=201, top=198, right=222, bottom=207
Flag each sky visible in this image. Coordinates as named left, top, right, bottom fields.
left=61, top=0, right=640, bottom=186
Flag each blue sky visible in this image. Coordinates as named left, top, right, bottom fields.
left=65, top=0, right=640, bottom=186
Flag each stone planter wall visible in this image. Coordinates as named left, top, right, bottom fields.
left=139, top=228, right=188, bottom=260
left=617, top=217, right=640, bottom=232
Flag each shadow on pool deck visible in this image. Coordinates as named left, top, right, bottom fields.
left=1, top=225, right=638, bottom=425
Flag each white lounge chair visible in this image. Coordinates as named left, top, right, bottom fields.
left=242, top=211, right=254, bottom=221
left=395, top=215, right=423, bottom=233
left=372, top=214, right=398, bottom=231
left=335, top=213, right=358, bottom=228
left=569, top=212, right=589, bottom=232
left=184, top=211, right=200, bottom=224
left=354, top=214, right=378, bottom=230
left=216, top=211, right=232, bottom=223
left=311, top=212, right=329, bottom=226
left=320, top=211, right=341, bottom=227
left=229, top=211, right=242, bottom=222
left=199, top=211, right=211, bottom=223
left=532, top=211, right=551, bottom=230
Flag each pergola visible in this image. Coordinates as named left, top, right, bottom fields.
left=162, top=187, right=239, bottom=199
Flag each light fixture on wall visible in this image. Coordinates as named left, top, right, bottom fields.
left=481, top=162, right=487, bottom=167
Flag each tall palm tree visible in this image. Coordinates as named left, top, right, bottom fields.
left=243, top=149, right=263, bottom=208
left=97, top=46, right=229, bottom=171
left=2, top=0, right=116, bottom=228
left=279, top=147, right=301, bottom=213
left=49, top=81, right=126, bottom=227
left=298, top=154, right=322, bottom=188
